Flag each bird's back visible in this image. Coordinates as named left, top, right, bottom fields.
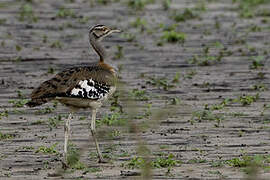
left=27, top=62, right=116, bottom=107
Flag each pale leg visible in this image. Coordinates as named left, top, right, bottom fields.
left=90, top=109, right=105, bottom=163
left=64, top=113, right=72, bottom=162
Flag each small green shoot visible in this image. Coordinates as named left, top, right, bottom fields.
left=124, top=153, right=181, bottom=169
left=161, top=31, right=186, bottom=44
left=114, top=45, right=124, bottom=59
left=171, top=8, right=199, bottom=22
left=97, top=112, right=126, bottom=126
left=127, top=0, right=155, bottom=10
left=249, top=56, right=264, bottom=69
left=147, top=76, right=175, bottom=90
left=0, top=110, right=8, bottom=119
left=129, top=89, right=149, bottom=101
left=48, top=115, right=64, bottom=130
left=238, top=93, right=259, bottom=106
left=18, top=3, right=38, bottom=22
left=50, top=40, right=62, bottom=49
left=8, top=99, right=29, bottom=108
left=35, top=143, right=59, bottom=155
left=67, top=143, right=86, bottom=169
left=56, top=7, right=76, bottom=18
left=131, top=17, right=147, bottom=31
left=0, top=132, right=15, bottom=140
left=162, top=0, right=171, bottom=10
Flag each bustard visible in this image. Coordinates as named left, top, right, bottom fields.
left=27, top=24, right=121, bottom=163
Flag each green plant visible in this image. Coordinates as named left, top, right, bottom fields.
left=124, top=153, right=181, bottom=169
left=97, top=0, right=111, bottom=4
left=127, top=0, right=155, bottom=10
left=256, top=8, right=270, bottom=16
left=35, top=143, right=59, bottom=154
left=35, top=106, right=55, bottom=114
left=188, top=158, right=207, bottom=164
left=252, top=84, right=267, bottom=91
left=226, top=154, right=270, bottom=168
left=188, top=54, right=222, bottom=66
left=15, top=45, right=22, bottom=51
left=211, top=160, right=224, bottom=167
left=16, top=146, right=34, bottom=152
left=0, top=18, right=6, bottom=25
left=161, top=31, right=186, bottom=44
left=31, top=120, right=45, bottom=125
left=18, top=3, right=38, bottom=22
left=108, top=129, right=121, bottom=138
left=122, top=33, right=136, bottom=42
left=214, top=41, right=224, bottom=49
left=114, top=45, right=124, bottom=59
left=169, top=97, right=180, bottom=105
left=0, top=110, right=8, bottom=119
left=191, top=110, right=224, bottom=126
left=261, top=104, right=270, bottom=116
left=194, top=0, right=207, bottom=11
left=16, top=90, right=25, bottom=98
left=47, top=66, right=55, bottom=74
left=97, top=112, right=126, bottom=126
left=78, top=16, right=90, bottom=24
left=172, top=72, right=180, bottom=83
left=249, top=56, right=264, bottom=69
left=48, top=115, right=64, bottom=130
left=152, top=153, right=181, bottom=168
left=110, top=91, right=123, bottom=112
left=50, top=40, right=62, bottom=48
left=238, top=93, right=259, bottom=106
left=256, top=72, right=265, bottom=79
left=129, top=89, right=149, bottom=101
left=204, top=99, right=230, bottom=111
left=249, top=24, right=261, bottom=32
left=8, top=99, right=29, bottom=107
left=131, top=17, right=147, bottom=31
left=172, top=8, right=199, bottom=22
left=0, top=132, right=15, bottom=140
left=162, top=0, right=171, bottom=10
left=233, top=0, right=269, bottom=18
left=147, top=76, right=175, bottom=90
left=125, top=156, right=145, bottom=169
left=56, top=7, right=76, bottom=18
left=66, top=143, right=86, bottom=169
left=184, top=70, right=197, bottom=79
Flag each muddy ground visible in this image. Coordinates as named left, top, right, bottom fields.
left=0, top=0, right=270, bottom=179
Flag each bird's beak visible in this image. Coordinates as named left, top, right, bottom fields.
left=110, top=29, right=122, bottom=33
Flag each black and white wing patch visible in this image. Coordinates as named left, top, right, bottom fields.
left=67, top=79, right=111, bottom=100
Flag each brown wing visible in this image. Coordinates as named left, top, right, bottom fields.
left=26, top=65, right=116, bottom=107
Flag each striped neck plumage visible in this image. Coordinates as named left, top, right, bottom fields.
left=89, top=33, right=106, bottom=62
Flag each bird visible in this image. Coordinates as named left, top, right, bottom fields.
left=26, top=24, right=121, bottom=164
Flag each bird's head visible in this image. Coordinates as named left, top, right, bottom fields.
left=89, top=24, right=121, bottom=41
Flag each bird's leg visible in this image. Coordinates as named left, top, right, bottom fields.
left=64, top=112, right=72, bottom=163
left=90, top=108, right=105, bottom=163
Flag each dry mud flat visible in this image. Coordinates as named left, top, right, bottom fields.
left=0, top=0, right=270, bottom=179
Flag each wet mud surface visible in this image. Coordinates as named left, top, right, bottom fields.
left=0, top=0, right=270, bottom=179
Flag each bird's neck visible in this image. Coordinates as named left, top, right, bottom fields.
left=89, top=35, right=106, bottom=62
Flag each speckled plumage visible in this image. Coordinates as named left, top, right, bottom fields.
left=27, top=24, right=121, bottom=164
left=26, top=63, right=116, bottom=108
